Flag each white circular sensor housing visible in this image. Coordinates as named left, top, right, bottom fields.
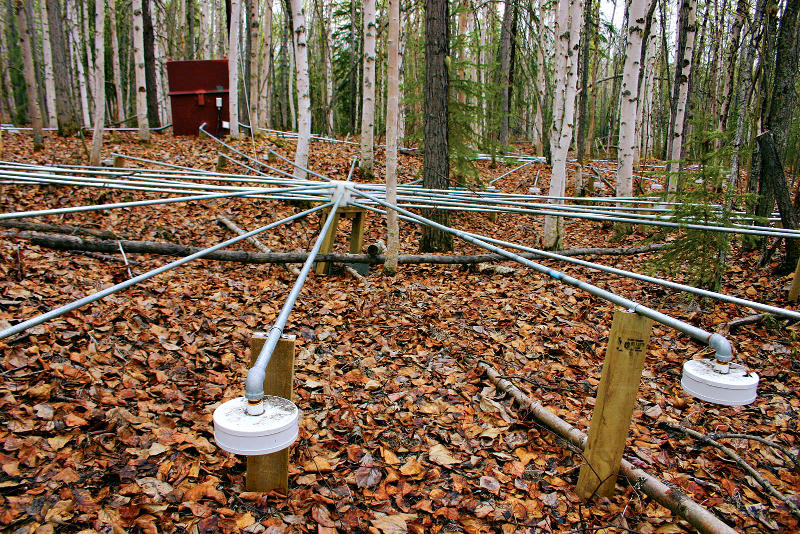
left=213, top=396, right=299, bottom=455
left=681, top=359, right=759, bottom=406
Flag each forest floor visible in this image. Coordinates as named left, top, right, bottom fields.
left=0, top=131, right=798, bottom=534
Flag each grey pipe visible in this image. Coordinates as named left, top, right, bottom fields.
left=347, top=187, right=734, bottom=364
left=244, top=186, right=345, bottom=413
left=0, top=202, right=332, bottom=340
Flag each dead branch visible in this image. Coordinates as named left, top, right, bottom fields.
left=216, top=215, right=300, bottom=275
left=480, top=362, right=738, bottom=534
left=707, top=433, right=800, bottom=474
left=4, top=231, right=667, bottom=267
left=660, top=422, right=800, bottom=520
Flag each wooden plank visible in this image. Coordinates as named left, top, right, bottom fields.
left=349, top=210, right=366, bottom=254
left=314, top=208, right=339, bottom=275
left=576, top=309, right=653, bottom=500
left=789, top=256, right=800, bottom=302
left=245, top=333, right=296, bottom=492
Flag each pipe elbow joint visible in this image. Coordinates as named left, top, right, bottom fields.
left=245, top=367, right=266, bottom=402
left=709, top=333, right=733, bottom=363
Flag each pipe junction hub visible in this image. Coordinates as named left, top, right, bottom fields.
left=681, top=359, right=759, bottom=406
left=213, top=396, right=299, bottom=455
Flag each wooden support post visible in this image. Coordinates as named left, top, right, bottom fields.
left=112, top=154, right=125, bottom=168
left=576, top=309, right=653, bottom=500
left=789, top=256, right=800, bottom=302
left=349, top=209, right=366, bottom=254
left=245, top=332, right=296, bottom=492
left=314, top=207, right=340, bottom=275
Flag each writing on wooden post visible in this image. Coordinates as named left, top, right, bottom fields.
left=576, top=309, right=653, bottom=500
left=246, top=333, right=296, bottom=492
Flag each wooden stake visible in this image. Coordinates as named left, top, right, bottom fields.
left=245, top=332, right=295, bottom=492
left=576, top=309, right=653, bottom=500
left=789, top=256, right=800, bottom=302
left=349, top=209, right=366, bottom=254
left=314, top=208, right=340, bottom=275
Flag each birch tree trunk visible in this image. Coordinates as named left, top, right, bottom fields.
left=67, top=0, right=90, bottom=127
left=543, top=0, right=584, bottom=250
left=666, top=0, right=697, bottom=192
left=260, top=0, right=273, bottom=129
left=729, top=0, right=766, bottom=189
left=496, top=0, right=516, bottom=146
left=360, top=0, right=377, bottom=177
left=81, top=0, right=93, bottom=109
left=384, top=0, right=400, bottom=275
left=324, top=1, right=334, bottom=134
left=109, top=0, right=124, bottom=123
left=45, top=0, right=76, bottom=135
left=228, top=0, right=241, bottom=138
left=616, top=0, right=653, bottom=199
left=39, top=0, right=57, bottom=129
left=132, top=0, right=150, bottom=141
left=16, top=0, right=44, bottom=150
left=532, top=0, right=549, bottom=156
left=291, top=0, right=310, bottom=179
left=89, top=0, right=105, bottom=165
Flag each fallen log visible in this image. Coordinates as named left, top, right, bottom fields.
left=0, top=219, right=119, bottom=239
left=480, top=362, right=737, bottom=534
left=4, top=231, right=666, bottom=266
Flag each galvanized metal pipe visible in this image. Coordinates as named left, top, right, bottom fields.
left=347, top=187, right=735, bottom=362
left=244, top=187, right=346, bottom=412
left=488, top=161, right=533, bottom=186
left=0, top=202, right=332, bottom=340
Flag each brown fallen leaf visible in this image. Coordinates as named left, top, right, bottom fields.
left=370, top=512, right=417, bottom=534
left=183, top=483, right=226, bottom=504
left=399, top=457, right=425, bottom=476
left=428, top=443, right=459, bottom=467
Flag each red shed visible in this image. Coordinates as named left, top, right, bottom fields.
left=167, top=59, right=230, bottom=136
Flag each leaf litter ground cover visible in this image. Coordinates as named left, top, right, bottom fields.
left=0, top=132, right=798, bottom=533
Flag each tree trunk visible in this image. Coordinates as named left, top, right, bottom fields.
left=142, top=0, right=159, bottom=128
left=228, top=0, right=241, bottom=138
left=260, top=0, right=273, bottom=129
left=616, top=0, right=654, bottom=198
left=39, top=0, right=57, bottom=129
left=758, top=132, right=800, bottom=271
left=718, top=0, right=747, bottom=133
left=666, top=0, right=697, bottom=192
left=67, top=0, right=90, bottom=127
left=132, top=0, right=150, bottom=141
left=729, top=0, right=765, bottom=189
left=574, top=0, right=593, bottom=196
left=543, top=0, right=584, bottom=250
left=384, top=0, right=401, bottom=275
left=496, top=0, right=517, bottom=147
left=247, top=0, right=258, bottom=129
left=109, top=0, right=125, bottom=123
left=324, top=1, right=333, bottom=133
left=185, top=0, right=194, bottom=58
left=16, top=0, right=43, bottom=150
left=89, top=0, right=105, bottom=165
left=359, top=0, right=377, bottom=177
left=291, top=0, right=310, bottom=179
left=422, top=0, right=452, bottom=253
left=80, top=0, right=93, bottom=109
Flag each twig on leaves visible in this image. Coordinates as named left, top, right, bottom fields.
left=660, top=422, right=800, bottom=520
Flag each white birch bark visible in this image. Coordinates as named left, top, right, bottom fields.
left=153, top=6, right=168, bottom=125
left=39, top=0, right=58, bottom=128
left=666, top=0, right=697, bottom=192
left=636, top=18, right=658, bottom=165
left=17, top=0, right=44, bottom=149
left=259, top=0, right=273, bottom=129
left=397, top=6, right=406, bottom=143
left=543, top=0, right=584, bottom=249
left=288, top=23, right=296, bottom=130
left=291, top=0, right=310, bottom=179
left=90, top=0, right=105, bottom=165
left=81, top=0, right=94, bottom=109
left=132, top=0, right=150, bottom=141
left=325, top=1, right=334, bottom=133
left=228, top=0, right=241, bottom=138
left=384, top=0, right=400, bottom=275
left=67, top=0, right=91, bottom=127
left=532, top=0, right=549, bottom=155
left=109, top=0, right=124, bottom=123
left=616, top=0, right=653, bottom=198
left=359, top=0, right=377, bottom=177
